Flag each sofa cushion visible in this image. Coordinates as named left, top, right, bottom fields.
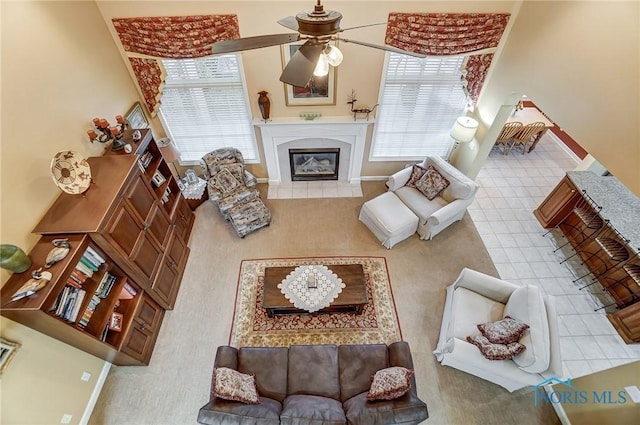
left=466, top=335, right=527, bottom=360
left=367, top=367, right=414, bottom=401
left=212, top=367, right=260, bottom=404
left=405, top=165, right=427, bottom=188
left=280, top=395, right=346, bottom=425
left=338, top=344, right=389, bottom=402
left=414, top=165, right=450, bottom=200
left=239, top=347, right=289, bottom=402
left=477, top=316, right=529, bottom=344
left=343, top=391, right=429, bottom=425
left=197, top=397, right=281, bottom=425
left=504, top=285, right=551, bottom=373
left=288, top=345, right=340, bottom=400
left=394, top=186, right=447, bottom=225
left=451, top=287, right=505, bottom=340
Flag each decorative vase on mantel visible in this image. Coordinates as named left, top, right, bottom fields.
left=0, top=244, right=32, bottom=273
left=258, top=91, right=271, bottom=122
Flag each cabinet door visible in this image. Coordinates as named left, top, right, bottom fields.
left=121, top=295, right=163, bottom=364
left=106, top=201, right=163, bottom=284
left=533, top=176, right=581, bottom=228
left=151, top=232, right=188, bottom=309
left=174, top=196, right=194, bottom=243
left=126, top=174, right=171, bottom=247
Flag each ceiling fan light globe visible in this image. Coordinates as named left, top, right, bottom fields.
left=325, top=45, right=343, bottom=67
left=313, top=53, right=330, bottom=77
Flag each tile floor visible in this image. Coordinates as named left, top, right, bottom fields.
left=267, top=180, right=363, bottom=199
left=470, top=132, right=640, bottom=378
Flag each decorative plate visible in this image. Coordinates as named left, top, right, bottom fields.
left=50, top=151, right=92, bottom=194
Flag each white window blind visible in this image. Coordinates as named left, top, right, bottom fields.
left=159, top=54, right=258, bottom=163
left=370, top=53, right=468, bottom=160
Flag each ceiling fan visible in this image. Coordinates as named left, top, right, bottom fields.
left=211, top=0, right=425, bottom=87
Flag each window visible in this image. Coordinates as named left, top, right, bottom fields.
left=370, top=53, right=468, bottom=160
left=159, top=54, right=258, bottom=164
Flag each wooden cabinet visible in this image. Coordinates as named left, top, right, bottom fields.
left=533, top=176, right=581, bottom=228
left=1, top=130, right=193, bottom=365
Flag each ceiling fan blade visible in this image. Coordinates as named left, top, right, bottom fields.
left=340, top=22, right=386, bottom=32
left=279, top=41, right=325, bottom=88
left=277, top=16, right=299, bottom=32
left=339, top=38, right=427, bottom=58
left=212, top=33, right=300, bottom=54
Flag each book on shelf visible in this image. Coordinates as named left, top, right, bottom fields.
left=96, top=273, right=117, bottom=299
left=78, top=295, right=101, bottom=328
left=119, top=281, right=138, bottom=300
left=84, top=246, right=106, bottom=264
left=79, top=256, right=99, bottom=272
left=75, top=261, right=94, bottom=278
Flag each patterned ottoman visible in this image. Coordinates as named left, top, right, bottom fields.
left=227, top=197, right=271, bottom=238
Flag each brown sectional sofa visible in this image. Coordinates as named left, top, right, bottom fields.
left=197, top=341, right=429, bottom=425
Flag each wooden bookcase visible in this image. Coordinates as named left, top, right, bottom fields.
left=1, top=131, right=193, bottom=365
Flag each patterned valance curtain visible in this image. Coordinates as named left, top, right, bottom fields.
left=385, top=13, right=510, bottom=104
left=112, top=15, right=240, bottom=116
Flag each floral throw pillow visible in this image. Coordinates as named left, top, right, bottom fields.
left=477, top=316, right=529, bottom=344
left=414, top=165, right=450, bottom=200
left=212, top=367, right=260, bottom=404
left=366, top=366, right=414, bottom=401
left=405, top=165, right=427, bottom=188
left=213, top=168, right=241, bottom=194
left=467, top=335, right=526, bottom=360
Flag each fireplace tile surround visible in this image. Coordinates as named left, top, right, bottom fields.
left=255, top=117, right=372, bottom=199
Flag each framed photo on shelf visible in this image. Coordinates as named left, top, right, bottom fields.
left=185, top=169, right=199, bottom=185
left=0, top=337, right=21, bottom=375
left=108, top=312, right=123, bottom=332
left=152, top=170, right=166, bottom=187
left=281, top=42, right=336, bottom=106
left=125, top=102, right=149, bottom=129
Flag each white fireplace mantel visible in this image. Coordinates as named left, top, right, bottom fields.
left=255, top=117, right=372, bottom=185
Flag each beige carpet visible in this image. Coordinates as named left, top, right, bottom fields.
left=230, top=256, right=401, bottom=347
left=89, top=182, right=559, bottom=425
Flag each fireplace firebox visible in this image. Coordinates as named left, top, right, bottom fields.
left=289, top=148, right=340, bottom=181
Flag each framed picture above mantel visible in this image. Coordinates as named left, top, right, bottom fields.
left=281, top=42, right=336, bottom=106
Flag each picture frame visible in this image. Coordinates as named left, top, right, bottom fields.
left=108, top=312, right=123, bottom=332
left=185, top=169, right=199, bottom=185
left=125, top=102, right=149, bottom=129
left=152, top=170, right=166, bottom=187
left=281, top=42, right=336, bottom=106
left=0, top=337, right=21, bottom=375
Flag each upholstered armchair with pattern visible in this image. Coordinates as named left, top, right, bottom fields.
left=200, top=147, right=260, bottom=219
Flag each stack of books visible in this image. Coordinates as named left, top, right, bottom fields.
left=51, top=247, right=106, bottom=323
left=138, top=151, right=153, bottom=169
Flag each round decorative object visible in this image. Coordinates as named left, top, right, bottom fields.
left=50, top=151, right=92, bottom=194
left=0, top=244, right=32, bottom=273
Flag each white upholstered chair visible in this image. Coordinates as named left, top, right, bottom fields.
left=387, top=156, right=479, bottom=241
left=433, top=268, right=563, bottom=392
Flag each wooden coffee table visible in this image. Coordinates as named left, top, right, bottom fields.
left=262, top=264, right=368, bottom=317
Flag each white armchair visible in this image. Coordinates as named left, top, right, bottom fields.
left=388, top=156, right=478, bottom=240
left=433, top=268, right=563, bottom=392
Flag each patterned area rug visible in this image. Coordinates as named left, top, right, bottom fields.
left=229, top=256, right=402, bottom=347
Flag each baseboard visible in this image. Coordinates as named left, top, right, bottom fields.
left=360, top=176, right=389, bottom=182
left=80, top=361, right=112, bottom=425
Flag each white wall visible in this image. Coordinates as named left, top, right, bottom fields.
left=1, top=1, right=140, bottom=424
left=474, top=0, right=640, bottom=195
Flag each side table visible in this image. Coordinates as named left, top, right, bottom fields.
left=181, top=177, right=209, bottom=210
